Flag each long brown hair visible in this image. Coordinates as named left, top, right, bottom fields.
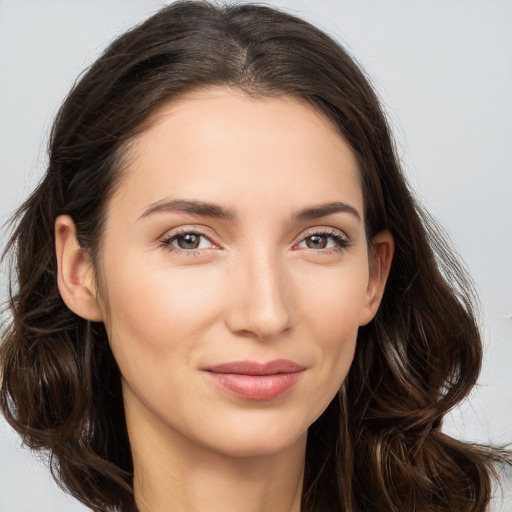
left=1, top=2, right=509, bottom=511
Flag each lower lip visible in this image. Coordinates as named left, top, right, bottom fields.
left=206, top=371, right=303, bottom=401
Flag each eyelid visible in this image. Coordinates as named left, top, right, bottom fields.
left=295, top=226, right=349, bottom=241
left=160, top=225, right=218, bottom=241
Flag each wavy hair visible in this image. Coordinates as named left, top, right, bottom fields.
left=1, top=2, right=509, bottom=511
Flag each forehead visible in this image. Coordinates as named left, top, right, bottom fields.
left=110, top=88, right=363, bottom=220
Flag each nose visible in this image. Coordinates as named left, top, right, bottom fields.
left=224, top=250, right=292, bottom=340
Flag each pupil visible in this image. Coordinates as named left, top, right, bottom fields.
left=307, top=235, right=327, bottom=249
left=179, top=234, right=200, bottom=249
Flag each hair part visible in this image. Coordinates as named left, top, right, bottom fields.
left=1, top=2, right=509, bottom=511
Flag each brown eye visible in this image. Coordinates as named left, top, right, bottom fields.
left=176, top=233, right=201, bottom=250
left=305, top=235, right=328, bottom=249
left=161, top=231, right=215, bottom=253
left=296, top=230, right=350, bottom=253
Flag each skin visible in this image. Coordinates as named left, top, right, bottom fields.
left=55, top=88, right=393, bottom=512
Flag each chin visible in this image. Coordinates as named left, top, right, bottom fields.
left=200, top=417, right=309, bottom=459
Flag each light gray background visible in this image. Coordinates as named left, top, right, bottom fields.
left=1, top=1, right=511, bottom=511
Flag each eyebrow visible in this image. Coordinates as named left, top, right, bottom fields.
left=139, top=199, right=236, bottom=221
left=139, top=199, right=360, bottom=222
left=294, top=201, right=361, bottom=222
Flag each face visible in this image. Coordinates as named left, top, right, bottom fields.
left=93, top=88, right=389, bottom=458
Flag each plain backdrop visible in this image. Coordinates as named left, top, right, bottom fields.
left=0, top=1, right=511, bottom=511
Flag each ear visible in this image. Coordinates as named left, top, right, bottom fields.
left=55, top=215, right=103, bottom=322
left=359, top=230, right=394, bottom=326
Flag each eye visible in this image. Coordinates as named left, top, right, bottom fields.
left=160, top=230, right=216, bottom=254
left=295, top=229, right=350, bottom=253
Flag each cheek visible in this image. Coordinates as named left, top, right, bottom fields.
left=295, top=262, right=369, bottom=407
left=299, top=260, right=369, bottom=339
left=296, top=295, right=360, bottom=427
left=100, top=253, right=225, bottom=372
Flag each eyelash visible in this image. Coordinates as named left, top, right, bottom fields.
left=295, top=228, right=351, bottom=254
left=159, top=228, right=351, bottom=256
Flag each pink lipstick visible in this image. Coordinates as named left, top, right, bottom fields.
left=204, top=360, right=305, bottom=401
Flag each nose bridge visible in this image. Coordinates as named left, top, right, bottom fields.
left=225, top=244, right=291, bottom=340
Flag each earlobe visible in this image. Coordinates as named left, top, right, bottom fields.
left=55, top=215, right=103, bottom=322
left=359, top=230, right=394, bottom=326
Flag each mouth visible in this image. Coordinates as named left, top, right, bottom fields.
left=203, top=360, right=305, bottom=401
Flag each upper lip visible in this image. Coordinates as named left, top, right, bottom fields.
left=204, top=359, right=305, bottom=375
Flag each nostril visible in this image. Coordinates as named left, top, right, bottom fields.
left=224, top=289, right=292, bottom=340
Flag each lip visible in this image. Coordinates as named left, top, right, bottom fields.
left=203, top=359, right=305, bottom=401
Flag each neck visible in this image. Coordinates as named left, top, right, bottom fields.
left=125, top=394, right=306, bottom=512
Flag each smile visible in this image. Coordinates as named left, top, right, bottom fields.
left=203, top=360, right=305, bottom=401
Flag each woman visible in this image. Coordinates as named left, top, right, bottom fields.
left=0, top=2, right=509, bottom=511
